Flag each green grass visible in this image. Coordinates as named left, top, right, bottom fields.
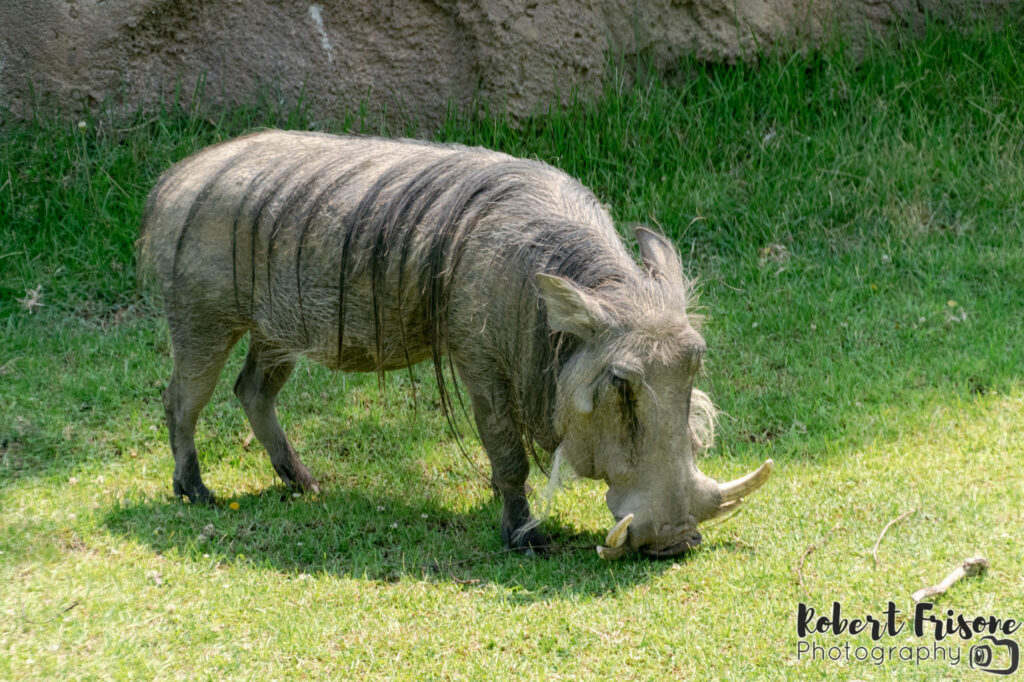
left=3, top=18, right=1024, bottom=679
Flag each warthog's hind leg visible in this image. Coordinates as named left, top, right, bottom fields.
left=164, top=325, right=244, bottom=505
left=233, top=335, right=320, bottom=494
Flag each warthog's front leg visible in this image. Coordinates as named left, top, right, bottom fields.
left=466, top=384, right=548, bottom=552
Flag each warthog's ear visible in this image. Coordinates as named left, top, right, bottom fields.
left=635, top=226, right=684, bottom=284
left=536, top=273, right=608, bottom=339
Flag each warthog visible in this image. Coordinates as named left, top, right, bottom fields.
left=140, top=130, right=771, bottom=558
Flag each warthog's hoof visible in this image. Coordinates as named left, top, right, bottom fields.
left=173, top=480, right=216, bottom=506
left=506, top=524, right=550, bottom=555
left=292, top=470, right=320, bottom=495
left=272, top=459, right=320, bottom=495
left=278, top=475, right=320, bottom=501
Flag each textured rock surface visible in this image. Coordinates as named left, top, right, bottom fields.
left=0, top=0, right=1011, bottom=127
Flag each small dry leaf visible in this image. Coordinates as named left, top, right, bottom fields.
left=17, top=285, right=44, bottom=313
left=198, top=523, right=216, bottom=543
left=758, top=243, right=790, bottom=267
left=946, top=309, right=968, bottom=324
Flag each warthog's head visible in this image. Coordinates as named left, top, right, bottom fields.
left=538, top=228, right=772, bottom=559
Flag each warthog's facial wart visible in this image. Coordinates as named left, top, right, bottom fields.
left=542, top=228, right=773, bottom=559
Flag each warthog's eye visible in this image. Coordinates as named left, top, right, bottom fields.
left=610, top=372, right=641, bottom=442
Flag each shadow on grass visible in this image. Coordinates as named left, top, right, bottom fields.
left=99, top=481, right=729, bottom=597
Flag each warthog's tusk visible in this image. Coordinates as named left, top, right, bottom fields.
left=597, top=544, right=627, bottom=559
left=605, top=513, right=634, bottom=547
left=711, top=499, right=743, bottom=520
left=596, top=513, right=634, bottom=560
left=718, top=459, right=774, bottom=503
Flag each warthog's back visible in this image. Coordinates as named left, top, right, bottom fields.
left=140, top=130, right=625, bottom=372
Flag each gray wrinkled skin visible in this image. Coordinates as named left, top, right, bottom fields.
left=139, top=130, right=722, bottom=556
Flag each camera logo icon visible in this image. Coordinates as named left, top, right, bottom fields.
left=969, top=635, right=1020, bottom=675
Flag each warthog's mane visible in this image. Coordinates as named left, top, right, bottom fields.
left=139, top=130, right=714, bottom=473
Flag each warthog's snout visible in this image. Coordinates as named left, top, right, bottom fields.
left=598, top=459, right=774, bottom=559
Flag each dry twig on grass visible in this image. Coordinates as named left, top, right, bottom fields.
left=20, top=599, right=80, bottom=625
left=796, top=521, right=842, bottom=593
left=0, top=357, right=22, bottom=376
left=871, top=507, right=917, bottom=565
left=911, top=556, right=988, bottom=602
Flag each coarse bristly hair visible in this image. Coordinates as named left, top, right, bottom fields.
left=138, top=130, right=717, bottom=485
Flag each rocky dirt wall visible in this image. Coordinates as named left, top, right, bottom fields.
left=0, top=1, right=1011, bottom=128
